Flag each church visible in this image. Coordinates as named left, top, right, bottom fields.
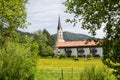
left=55, top=17, right=103, bottom=57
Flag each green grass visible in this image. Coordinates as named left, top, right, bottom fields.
left=35, top=58, right=116, bottom=80
left=37, top=58, right=103, bottom=71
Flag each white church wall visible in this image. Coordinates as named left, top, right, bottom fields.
left=59, top=49, right=65, bottom=54
left=56, top=47, right=103, bottom=57
left=71, top=48, right=77, bottom=56
left=83, top=48, right=90, bottom=56
left=96, top=47, right=103, bottom=57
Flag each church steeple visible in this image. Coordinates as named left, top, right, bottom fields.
left=57, top=16, right=62, bottom=30
left=57, top=16, right=64, bottom=42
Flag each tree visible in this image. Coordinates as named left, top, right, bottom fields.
left=43, top=29, right=55, bottom=47
left=0, top=0, right=28, bottom=37
left=64, top=0, right=120, bottom=79
left=0, top=0, right=39, bottom=80
left=33, top=30, right=54, bottom=57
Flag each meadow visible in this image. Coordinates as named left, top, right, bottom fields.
left=37, top=58, right=103, bottom=71
left=35, top=58, right=116, bottom=80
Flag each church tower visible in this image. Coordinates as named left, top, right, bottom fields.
left=57, top=16, right=64, bottom=42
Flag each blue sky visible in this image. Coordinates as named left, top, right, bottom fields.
left=20, top=0, right=105, bottom=38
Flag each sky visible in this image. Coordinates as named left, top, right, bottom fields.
left=20, top=0, right=105, bottom=38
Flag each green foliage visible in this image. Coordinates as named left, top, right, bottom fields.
left=39, top=45, right=54, bottom=57
left=71, top=54, right=76, bottom=58
left=0, top=0, right=39, bottom=80
left=87, top=53, right=93, bottom=58
left=33, top=29, right=54, bottom=57
left=0, top=0, right=28, bottom=37
left=59, top=54, right=66, bottom=59
left=0, top=41, right=38, bottom=80
left=64, top=0, right=120, bottom=79
left=102, top=40, right=120, bottom=79
left=36, top=65, right=117, bottom=80
left=64, top=0, right=120, bottom=35
left=80, top=66, right=117, bottom=80
left=43, top=29, right=55, bottom=47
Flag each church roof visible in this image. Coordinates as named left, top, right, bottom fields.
left=57, top=16, right=62, bottom=30
left=56, top=40, right=99, bottom=48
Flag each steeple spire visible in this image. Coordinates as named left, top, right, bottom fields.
left=57, top=16, right=62, bottom=30
left=57, top=16, right=64, bottom=42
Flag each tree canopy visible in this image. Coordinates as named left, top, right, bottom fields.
left=34, top=29, right=54, bottom=57
left=0, top=0, right=28, bottom=37
left=0, top=0, right=39, bottom=80
left=64, top=0, right=120, bottom=79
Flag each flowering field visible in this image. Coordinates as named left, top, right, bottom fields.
left=35, top=58, right=116, bottom=80
left=34, top=58, right=117, bottom=80
left=37, top=58, right=104, bottom=71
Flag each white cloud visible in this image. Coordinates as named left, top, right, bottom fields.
left=21, top=0, right=105, bottom=38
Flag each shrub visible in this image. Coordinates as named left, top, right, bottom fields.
left=0, top=41, right=38, bottom=80
left=54, top=54, right=59, bottom=58
left=80, top=66, right=117, bottom=80
left=59, top=54, right=66, bottom=59
left=87, top=53, right=93, bottom=58
left=71, top=54, right=77, bottom=58
left=94, top=54, right=100, bottom=58
left=47, top=56, right=53, bottom=58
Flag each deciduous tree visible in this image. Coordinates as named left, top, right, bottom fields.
left=64, top=0, right=120, bottom=79
left=0, top=0, right=39, bottom=80
left=34, top=30, right=54, bottom=57
left=0, top=0, right=28, bottom=37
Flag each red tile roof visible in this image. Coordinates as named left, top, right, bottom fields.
left=56, top=40, right=98, bottom=48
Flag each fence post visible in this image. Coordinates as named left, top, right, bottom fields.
left=71, top=67, right=73, bottom=78
left=61, top=69, right=64, bottom=80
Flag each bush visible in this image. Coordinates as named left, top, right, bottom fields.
left=87, top=53, right=93, bottom=58
left=80, top=66, right=117, bottom=80
left=59, top=54, right=66, bottom=59
left=71, top=55, right=77, bottom=58
left=93, top=54, right=100, bottom=58
left=47, top=56, right=53, bottom=58
left=0, top=41, right=38, bottom=80
left=54, top=54, right=59, bottom=58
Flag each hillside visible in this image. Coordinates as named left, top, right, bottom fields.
left=17, top=30, right=33, bottom=37
left=53, top=31, right=94, bottom=41
left=17, top=31, right=97, bottom=41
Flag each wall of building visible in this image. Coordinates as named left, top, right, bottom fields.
left=83, top=48, right=90, bottom=56
left=59, top=49, right=65, bottom=54
left=96, top=47, right=103, bottom=57
left=57, top=47, right=103, bottom=57
left=71, top=48, right=77, bottom=56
